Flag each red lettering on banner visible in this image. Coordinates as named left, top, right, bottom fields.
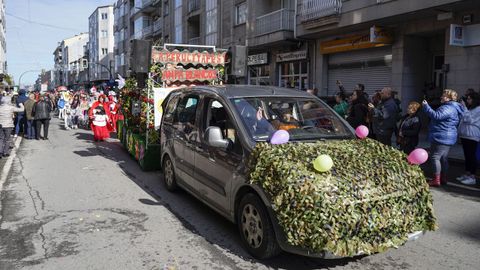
left=152, top=49, right=226, bottom=66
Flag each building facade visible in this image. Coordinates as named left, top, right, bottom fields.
left=111, top=0, right=480, bottom=105
left=35, top=70, right=54, bottom=92
left=296, top=0, right=480, bottom=110
left=88, top=5, right=115, bottom=83
left=52, top=33, right=89, bottom=88
left=0, top=0, right=7, bottom=75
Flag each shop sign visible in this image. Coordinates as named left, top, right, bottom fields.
left=247, top=53, right=268, bottom=66
left=276, top=51, right=307, bottom=62
left=161, top=68, right=219, bottom=82
left=152, top=49, right=226, bottom=66
left=449, top=24, right=464, bottom=46
left=321, top=27, right=393, bottom=54
left=370, top=26, right=393, bottom=44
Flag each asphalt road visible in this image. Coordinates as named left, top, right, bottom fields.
left=0, top=119, right=479, bottom=270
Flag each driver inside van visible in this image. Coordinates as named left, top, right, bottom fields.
left=235, top=100, right=273, bottom=136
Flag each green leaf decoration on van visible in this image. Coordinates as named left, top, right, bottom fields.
left=248, top=139, right=437, bottom=257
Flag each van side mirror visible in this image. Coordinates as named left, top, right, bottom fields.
left=205, top=126, right=229, bottom=149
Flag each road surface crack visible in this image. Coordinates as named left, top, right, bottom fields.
left=18, top=156, right=49, bottom=260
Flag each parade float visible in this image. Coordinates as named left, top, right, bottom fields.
left=118, top=44, right=226, bottom=170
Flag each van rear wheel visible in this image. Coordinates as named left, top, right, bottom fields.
left=237, top=193, right=280, bottom=259
left=162, top=156, right=177, bottom=191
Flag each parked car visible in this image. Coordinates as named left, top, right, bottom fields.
left=160, top=85, right=427, bottom=259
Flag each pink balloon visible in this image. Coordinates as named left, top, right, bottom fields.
left=407, top=148, right=429, bottom=165
left=270, top=130, right=290, bottom=145
left=355, top=125, right=369, bottom=139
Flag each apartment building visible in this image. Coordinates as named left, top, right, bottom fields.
left=0, top=0, right=7, bottom=75
left=35, top=70, right=54, bottom=92
left=112, top=0, right=480, bottom=103
left=52, top=33, right=89, bottom=88
left=88, top=5, right=115, bottom=83
left=114, top=0, right=245, bottom=79
left=296, top=0, right=480, bottom=109
left=114, top=0, right=161, bottom=78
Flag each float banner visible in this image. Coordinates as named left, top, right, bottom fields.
left=153, top=87, right=175, bottom=128
left=152, top=49, right=226, bottom=66
left=161, top=68, right=218, bottom=82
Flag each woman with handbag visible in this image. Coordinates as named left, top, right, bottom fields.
left=457, top=92, right=480, bottom=185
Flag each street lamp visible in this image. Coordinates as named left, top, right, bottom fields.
left=18, top=70, right=43, bottom=90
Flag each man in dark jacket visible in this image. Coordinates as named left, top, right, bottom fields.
left=15, top=89, right=28, bottom=137
left=33, top=95, right=52, bottom=140
left=368, top=87, right=399, bottom=146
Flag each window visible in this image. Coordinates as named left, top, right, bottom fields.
left=101, top=13, right=108, bottom=20
left=164, top=0, right=169, bottom=16
left=205, top=0, right=217, bottom=45
left=235, top=2, right=247, bottom=25
left=102, top=48, right=108, bottom=55
left=279, top=61, right=309, bottom=90
left=101, top=30, right=108, bottom=38
left=119, top=4, right=125, bottom=16
left=163, top=94, right=180, bottom=124
left=174, top=95, right=199, bottom=132
left=204, top=98, right=242, bottom=154
left=174, top=1, right=183, bottom=43
left=233, top=96, right=352, bottom=141
left=249, top=65, right=271, bottom=86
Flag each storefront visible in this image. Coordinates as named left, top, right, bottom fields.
left=277, top=50, right=309, bottom=91
left=321, top=26, right=393, bottom=96
left=247, top=53, right=271, bottom=86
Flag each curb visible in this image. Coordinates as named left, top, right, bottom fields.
left=0, top=137, right=22, bottom=193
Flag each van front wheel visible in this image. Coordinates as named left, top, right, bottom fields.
left=237, top=193, right=280, bottom=259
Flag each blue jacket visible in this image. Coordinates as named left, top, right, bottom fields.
left=16, top=90, right=28, bottom=115
left=423, top=101, right=465, bottom=145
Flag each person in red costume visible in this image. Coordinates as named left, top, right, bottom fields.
left=88, top=94, right=112, bottom=141
left=107, top=94, right=119, bottom=132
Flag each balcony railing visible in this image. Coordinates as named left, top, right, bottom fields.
left=188, top=0, right=200, bottom=13
left=189, top=37, right=200, bottom=45
left=143, top=25, right=153, bottom=37
left=153, top=18, right=162, bottom=34
left=300, top=0, right=342, bottom=22
left=134, top=25, right=153, bottom=39
left=141, top=0, right=152, bottom=8
left=255, top=9, right=294, bottom=37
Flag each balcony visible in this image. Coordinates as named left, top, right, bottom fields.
left=153, top=18, right=162, bottom=34
left=143, top=25, right=153, bottom=37
left=188, top=37, right=200, bottom=45
left=134, top=25, right=153, bottom=39
left=188, top=0, right=200, bottom=13
left=249, top=9, right=295, bottom=48
left=255, top=9, right=294, bottom=37
left=300, top=0, right=342, bottom=23
left=141, top=0, right=152, bottom=8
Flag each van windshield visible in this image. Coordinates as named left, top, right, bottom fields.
left=232, top=97, right=354, bottom=142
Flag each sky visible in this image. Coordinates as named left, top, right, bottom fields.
left=6, top=0, right=114, bottom=86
